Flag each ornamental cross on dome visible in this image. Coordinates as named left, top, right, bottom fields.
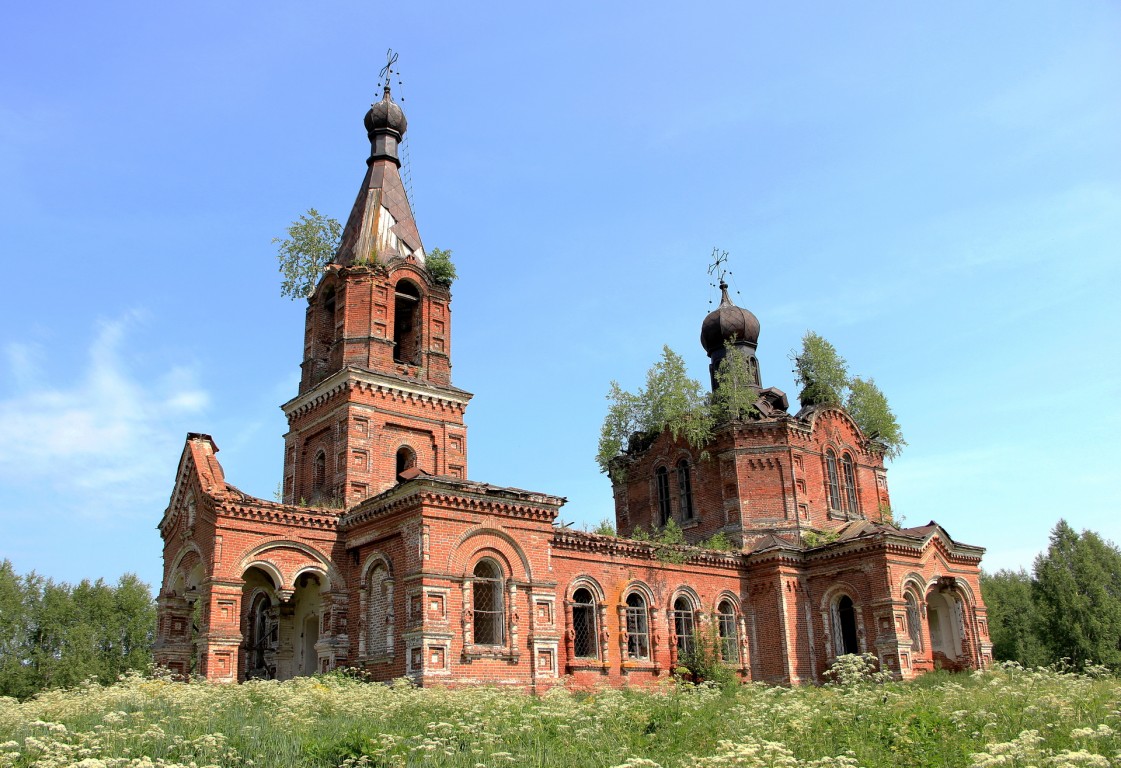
left=379, top=49, right=399, bottom=89
left=707, top=247, right=731, bottom=286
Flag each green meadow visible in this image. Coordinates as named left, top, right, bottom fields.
left=1, top=664, right=1118, bottom=768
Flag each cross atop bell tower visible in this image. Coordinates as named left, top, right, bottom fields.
left=280, top=82, right=471, bottom=507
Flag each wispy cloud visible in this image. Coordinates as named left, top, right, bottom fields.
left=0, top=314, right=209, bottom=519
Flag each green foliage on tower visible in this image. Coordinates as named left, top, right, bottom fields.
left=846, top=377, right=907, bottom=460
left=791, top=331, right=906, bottom=460
left=275, top=208, right=342, bottom=300
left=0, top=560, right=155, bottom=699
left=710, top=337, right=759, bottom=423
left=792, top=331, right=848, bottom=407
left=426, top=247, right=457, bottom=287
left=596, top=346, right=713, bottom=478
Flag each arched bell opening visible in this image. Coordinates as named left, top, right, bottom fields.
left=393, top=280, right=422, bottom=365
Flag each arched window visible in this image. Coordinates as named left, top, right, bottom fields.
left=396, top=446, right=416, bottom=481
left=717, top=600, right=739, bottom=663
left=572, top=587, right=598, bottom=659
left=905, top=592, right=923, bottom=651
left=393, top=280, right=421, bottom=365
left=834, top=595, right=859, bottom=655
left=825, top=450, right=842, bottom=511
left=472, top=559, right=504, bottom=646
left=672, top=596, right=695, bottom=656
left=655, top=466, right=671, bottom=526
left=842, top=454, right=859, bottom=515
left=625, top=593, right=650, bottom=660
left=676, top=460, right=695, bottom=521
left=313, top=450, right=326, bottom=494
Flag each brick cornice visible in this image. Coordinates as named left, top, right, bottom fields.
left=213, top=497, right=341, bottom=531
left=803, top=530, right=984, bottom=566
left=341, top=477, right=564, bottom=530
left=551, top=529, right=744, bottom=569
left=281, top=366, right=472, bottom=420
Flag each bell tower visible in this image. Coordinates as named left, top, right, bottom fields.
left=280, top=86, right=471, bottom=507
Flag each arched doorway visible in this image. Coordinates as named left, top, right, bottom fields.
left=926, top=590, right=962, bottom=664
left=240, top=565, right=327, bottom=681
left=242, top=566, right=280, bottom=680
left=302, top=614, right=320, bottom=676
left=835, top=595, right=859, bottom=655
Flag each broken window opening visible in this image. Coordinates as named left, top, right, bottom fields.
left=655, top=466, right=671, bottom=527
left=676, top=460, right=695, bottom=522
left=825, top=450, right=843, bottom=512
left=625, top=592, right=650, bottom=660
left=717, top=600, right=738, bottom=663
left=672, top=596, right=695, bottom=656
left=842, top=453, right=859, bottom=515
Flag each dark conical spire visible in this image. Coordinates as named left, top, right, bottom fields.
left=333, top=86, right=424, bottom=268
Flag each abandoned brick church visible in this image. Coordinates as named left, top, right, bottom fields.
left=154, top=86, right=992, bottom=687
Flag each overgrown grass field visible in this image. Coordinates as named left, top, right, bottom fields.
left=1, top=664, right=1118, bottom=767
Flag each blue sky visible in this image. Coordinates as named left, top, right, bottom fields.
left=1, top=2, right=1118, bottom=589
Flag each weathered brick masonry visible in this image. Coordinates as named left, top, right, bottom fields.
left=155, top=86, right=992, bottom=687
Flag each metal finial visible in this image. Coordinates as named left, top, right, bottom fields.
left=379, top=49, right=400, bottom=88
left=707, top=247, right=731, bottom=286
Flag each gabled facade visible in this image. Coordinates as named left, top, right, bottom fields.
left=155, top=87, right=992, bottom=687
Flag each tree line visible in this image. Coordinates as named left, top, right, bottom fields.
left=982, top=520, right=1121, bottom=670
left=0, top=560, right=155, bottom=699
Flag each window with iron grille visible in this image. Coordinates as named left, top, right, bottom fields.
left=717, top=600, right=738, bottom=663
left=625, top=593, right=650, bottom=660
left=572, top=587, right=597, bottom=659
left=825, top=450, right=842, bottom=511
left=672, top=596, right=695, bottom=656
left=676, top=460, right=695, bottom=521
left=655, top=467, right=671, bottom=526
left=841, top=453, right=859, bottom=514
left=472, top=559, right=504, bottom=646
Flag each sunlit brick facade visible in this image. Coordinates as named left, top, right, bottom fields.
left=155, top=87, right=992, bottom=687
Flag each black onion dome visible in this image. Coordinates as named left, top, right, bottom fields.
left=700, top=282, right=761, bottom=354
left=364, top=85, right=408, bottom=137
